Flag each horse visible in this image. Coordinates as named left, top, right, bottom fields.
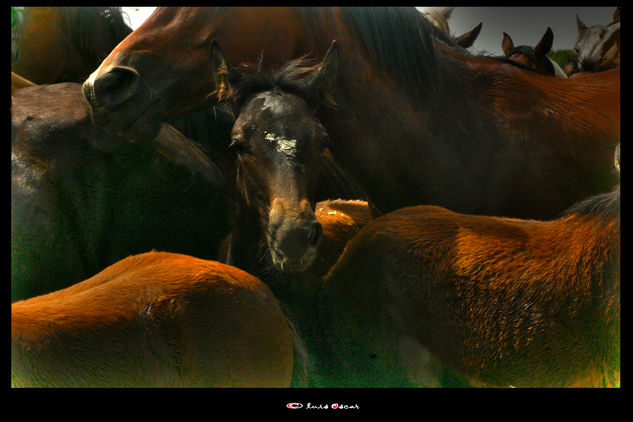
left=11, top=82, right=230, bottom=302
left=11, top=251, right=295, bottom=387
left=216, top=41, right=342, bottom=274
left=317, top=144, right=620, bottom=387
left=11, top=7, right=132, bottom=84
left=423, top=7, right=483, bottom=50
left=202, top=42, right=372, bottom=385
left=575, top=8, right=620, bottom=72
left=501, top=27, right=567, bottom=77
left=82, top=7, right=619, bottom=224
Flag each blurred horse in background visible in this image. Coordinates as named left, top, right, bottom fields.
left=575, top=7, right=620, bottom=72
left=424, top=7, right=483, bottom=49
left=501, top=27, right=567, bottom=77
left=11, top=7, right=132, bottom=84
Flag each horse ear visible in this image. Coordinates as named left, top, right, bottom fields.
left=535, top=27, right=554, bottom=57
left=441, top=7, right=454, bottom=20
left=210, top=39, right=230, bottom=101
left=308, top=40, right=340, bottom=96
left=613, top=7, right=620, bottom=23
left=502, top=32, right=514, bottom=56
left=576, top=15, right=588, bottom=34
left=456, top=22, right=482, bottom=49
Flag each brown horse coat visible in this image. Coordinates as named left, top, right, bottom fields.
left=12, top=251, right=294, bottom=387
left=320, top=185, right=620, bottom=387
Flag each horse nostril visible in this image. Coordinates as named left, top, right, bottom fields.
left=308, top=221, right=323, bottom=248
left=93, top=66, right=140, bottom=109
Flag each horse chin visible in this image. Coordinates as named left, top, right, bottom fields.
left=268, top=243, right=317, bottom=274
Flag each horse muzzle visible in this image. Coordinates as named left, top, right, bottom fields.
left=82, top=65, right=165, bottom=142
left=266, top=199, right=323, bottom=273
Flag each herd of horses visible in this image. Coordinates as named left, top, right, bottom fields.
left=11, top=7, right=620, bottom=388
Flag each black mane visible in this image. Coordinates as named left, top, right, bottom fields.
left=291, top=7, right=444, bottom=92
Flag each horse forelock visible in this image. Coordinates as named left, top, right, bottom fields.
left=227, top=58, right=328, bottom=110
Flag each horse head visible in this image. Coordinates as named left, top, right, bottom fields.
left=575, top=11, right=620, bottom=72
left=502, top=27, right=558, bottom=76
left=217, top=41, right=340, bottom=273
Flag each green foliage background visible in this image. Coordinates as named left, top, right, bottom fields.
left=548, top=49, right=578, bottom=68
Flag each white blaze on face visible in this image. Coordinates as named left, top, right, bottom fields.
left=265, top=132, right=297, bottom=159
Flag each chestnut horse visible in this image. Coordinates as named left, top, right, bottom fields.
left=83, top=7, right=619, bottom=223
left=501, top=27, right=567, bottom=77
left=11, top=83, right=229, bottom=301
left=575, top=8, right=620, bottom=72
left=317, top=144, right=620, bottom=387
left=12, top=251, right=294, bottom=387
left=11, top=7, right=132, bottom=84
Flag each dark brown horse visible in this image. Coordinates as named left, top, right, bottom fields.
left=11, top=82, right=229, bottom=301
left=317, top=144, right=620, bottom=387
left=218, top=42, right=341, bottom=273
left=12, top=251, right=295, bottom=387
left=83, top=7, right=619, bottom=223
left=11, top=7, right=132, bottom=84
left=209, top=42, right=373, bottom=385
left=501, top=27, right=567, bottom=77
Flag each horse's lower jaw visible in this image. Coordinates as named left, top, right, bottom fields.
left=83, top=80, right=166, bottom=143
left=269, top=247, right=317, bottom=274
left=89, top=104, right=163, bottom=143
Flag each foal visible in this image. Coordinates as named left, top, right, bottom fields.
left=319, top=146, right=620, bottom=387
left=212, top=41, right=373, bottom=385
left=12, top=251, right=294, bottom=387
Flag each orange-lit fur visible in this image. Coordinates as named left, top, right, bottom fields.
left=322, top=187, right=619, bottom=387
left=12, top=251, right=294, bottom=387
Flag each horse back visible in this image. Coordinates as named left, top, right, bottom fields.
left=323, top=201, right=619, bottom=387
left=12, top=251, right=294, bottom=387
